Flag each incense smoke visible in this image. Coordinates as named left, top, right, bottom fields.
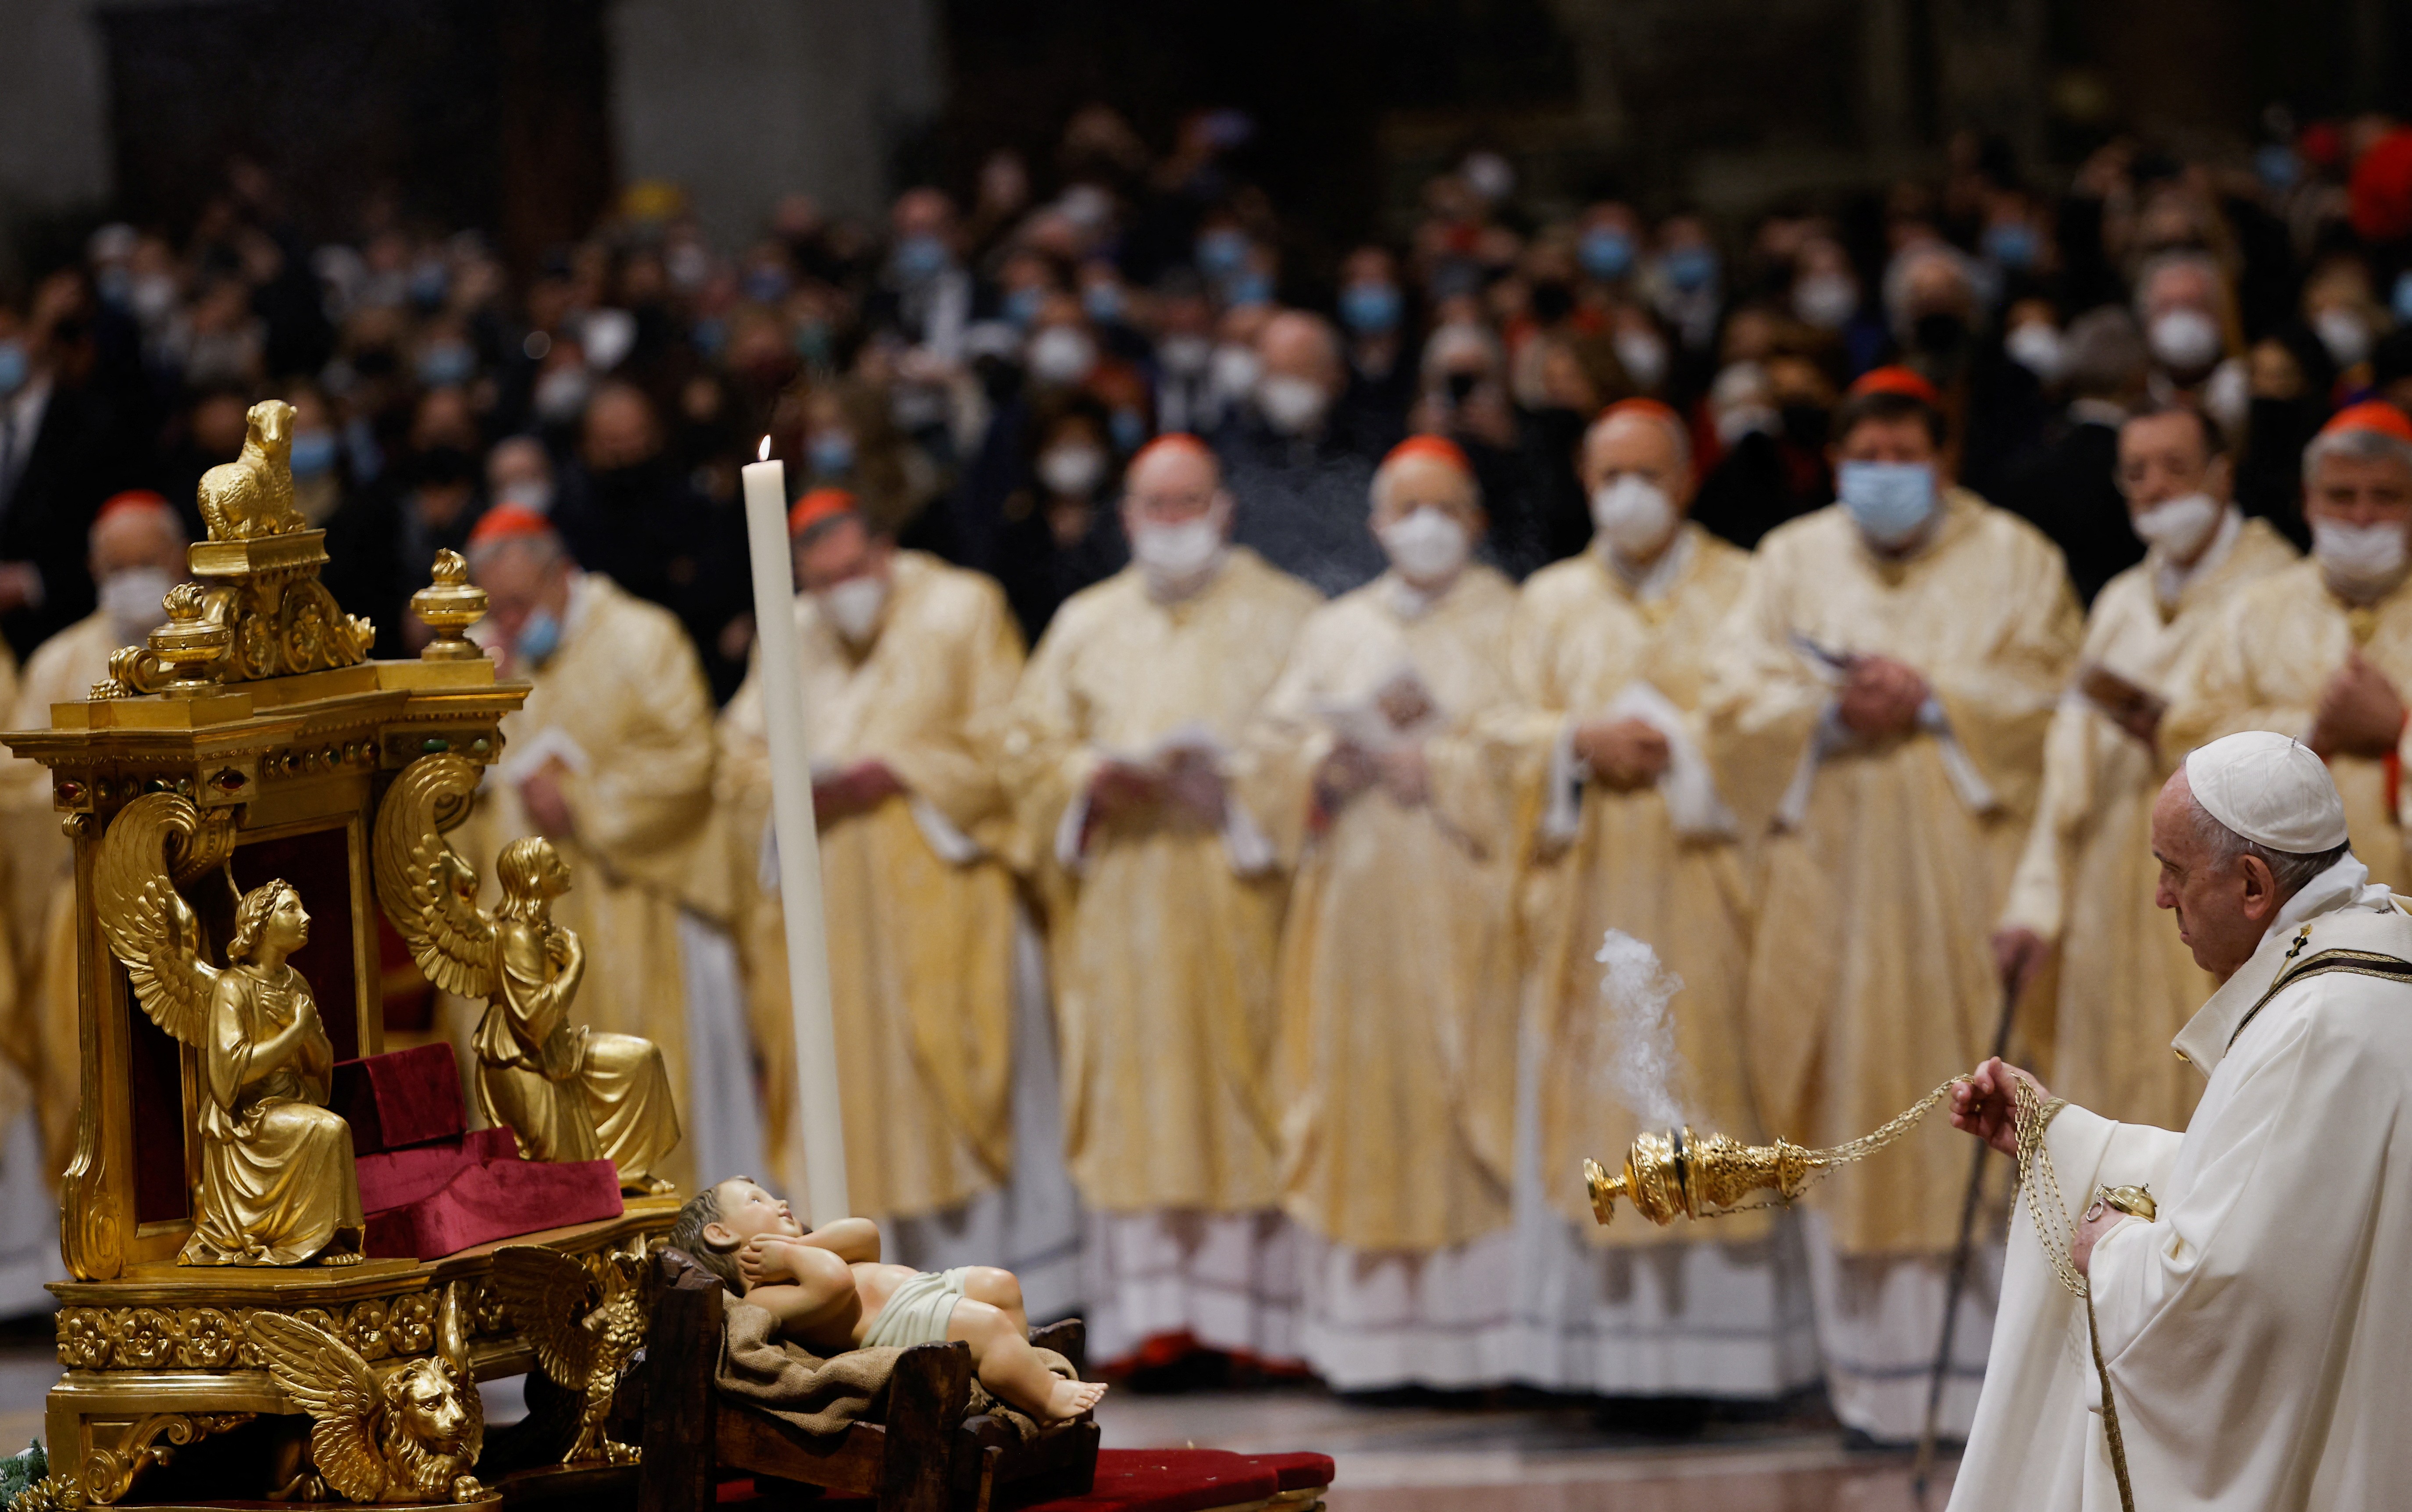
left=1595, top=929, right=1691, bottom=1128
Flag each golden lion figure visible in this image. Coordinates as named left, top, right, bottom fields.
left=246, top=1311, right=489, bottom=1504
left=375, top=754, right=681, bottom=1192
left=197, top=399, right=307, bottom=540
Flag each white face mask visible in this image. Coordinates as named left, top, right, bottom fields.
left=1210, top=344, right=1262, bottom=401
left=2004, top=322, right=2067, bottom=384
left=1028, top=326, right=1098, bottom=387
left=1159, top=333, right=1212, bottom=376
left=2315, top=307, right=2374, bottom=368
left=100, top=567, right=174, bottom=645
left=496, top=479, right=554, bottom=515
left=2312, top=517, right=2411, bottom=596
left=1130, top=514, right=1225, bottom=585
left=1256, top=373, right=1329, bottom=435
left=1613, top=328, right=1669, bottom=391
left=1038, top=442, right=1109, bottom=497
left=1792, top=272, right=1859, bottom=331
left=1590, top=476, right=1677, bottom=558
left=2147, top=308, right=2223, bottom=373
left=815, top=575, right=888, bottom=642
left=2131, top=491, right=2222, bottom=560
left=1377, top=507, right=1471, bottom=586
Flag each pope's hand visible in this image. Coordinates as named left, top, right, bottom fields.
left=1086, top=760, right=1163, bottom=821
left=1574, top=717, right=1670, bottom=790
left=2071, top=1201, right=2126, bottom=1278
left=1313, top=742, right=1377, bottom=813
left=1950, top=1056, right=2049, bottom=1159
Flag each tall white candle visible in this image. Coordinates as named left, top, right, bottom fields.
left=739, top=440, right=851, bottom=1226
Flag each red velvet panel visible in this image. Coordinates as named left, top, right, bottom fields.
left=232, top=827, right=362, bottom=1062
left=362, top=1156, right=622, bottom=1260
left=352, top=1127, right=521, bottom=1212
left=330, top=1044, right=467, bottom=1154
left=121, top=959, right=190, bottom=1225
left=712, top=1450, right=1298, bottom=1512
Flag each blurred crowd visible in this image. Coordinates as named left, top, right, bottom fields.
left=14, top=102, right=2412, bottom=1430
left=13, top=109, right=2412, bottom=693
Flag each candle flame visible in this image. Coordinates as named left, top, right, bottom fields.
left=757, top=435, right=772, bottom=463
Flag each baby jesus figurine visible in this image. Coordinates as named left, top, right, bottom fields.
left=669, top=1177, right=1108, bottom=1424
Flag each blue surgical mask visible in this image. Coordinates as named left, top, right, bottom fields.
left=808, top=430, right=856, bottom=478
left=0, top=339, right=26, bottom=398
left=690, top=316, right=727, bottom=358
left=1662, top=245, right=1718, bottom=293
left=1339, top=282, right=1402, bottom=335
left=1082, top=282, right=1124, bottom=326
left=417, top=341, right=476, bottom=389
left=1002, top=286, right=1045, bottom=328
left=1223, top=271, right=1274, bottom=308
left=895, top=234, right=949, bottom=282
left=1579, top=227, right=1635, bottom=281
left=1838, top=460, right=1938, bottom=547
left=1109, top=407, right=1146, bottom=453
left=408, top=262, right=450, bottom=309
left=1982, top=221, right=2038, bottom=271
left=1196, top=228, right=1251, bottom=278
left=2392, top=271, right=2412, bottom=327
left=515, top=606, right=562, bottom=668
left=2256, top=143, right=2300, bottom=194
left=288, top=429, right=338, bottom=479
left=742, top=266, right=792, bottom=305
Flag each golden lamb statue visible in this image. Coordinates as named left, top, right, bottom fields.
left=196, top=398, right=308, bottom=540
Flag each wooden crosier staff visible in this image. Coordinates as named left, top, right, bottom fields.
left=739, top=437, right=851, bottom=1226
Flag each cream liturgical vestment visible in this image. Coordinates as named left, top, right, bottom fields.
left=0, top=612, right=107, bottom=1177
left=1241, top=565, right=1519, bottom=1389
left=999, top=548, right=1319, bottom=1363
left=717, top=552, right=1026, bottom=1222
left=462, top=573, right=732, bottom=1195
left=2000, top=516, right=2296, bottom=1130
left=1954, top=857, right=2412, bottom=1511
left=1705, top=491, right=2080, bottom=1438
left=2165, top=560, right=2412, bottom=891
left=1493, top=528, right=1820, bottom=1397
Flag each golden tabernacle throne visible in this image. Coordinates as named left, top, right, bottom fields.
left=1, top=403, right=677, bottom=1509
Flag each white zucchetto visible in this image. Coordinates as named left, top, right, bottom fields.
left=2184, top=730, right=2351, bottom=854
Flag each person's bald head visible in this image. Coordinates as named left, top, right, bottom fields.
left=1121, top=434, right=1229, bottom=533
left=581, top=382, right=660, bottom=470
left=1257, top=311, right=1342, bottom=391
left=90, top=497, right=186, bottom=577
left=1581, top=404, right=1695, bottom=504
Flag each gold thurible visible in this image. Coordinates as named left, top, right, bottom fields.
left=1586, top=1077, right=1966, bottom=1227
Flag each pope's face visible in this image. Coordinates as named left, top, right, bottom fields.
left=2150, top=772, right=2280, bottom=982
left=703, top=1178, right=803, bottom=1251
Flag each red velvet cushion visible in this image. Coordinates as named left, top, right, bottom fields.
left=1238, top=1453, right=1334, bottom=1493
left=331, top=1045, right=467, bottom=1153
left=353, top=1127, right=522, bottom=1212
left=363, top=1156, right=622, bottom=1259
left=711, top=1449, right=1294, bottom=1512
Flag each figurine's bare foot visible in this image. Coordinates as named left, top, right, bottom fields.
left=318, top=1248, right=366, bottom=1266
left=1042, top=1378, right=1107, bottom=1422
left=628, top=1176, right=675, bottom=1196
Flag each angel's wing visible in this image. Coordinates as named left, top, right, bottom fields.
left=373, top=754, right=497, bottom=999
left=246, top=1312, right=387, bottom=1503
left=492, top=1246, right=597, bottom=1388
left=95, top=794, right=231, bottom=1047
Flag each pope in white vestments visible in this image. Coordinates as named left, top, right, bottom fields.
left=1952, top=731, right=2412, bottom=1510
